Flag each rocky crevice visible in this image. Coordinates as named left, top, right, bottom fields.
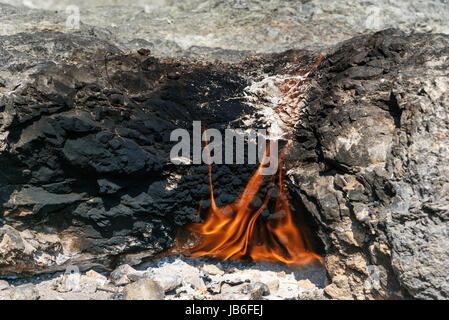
left=0, top=29, right=448, bottom=300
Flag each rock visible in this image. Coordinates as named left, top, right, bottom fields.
left=151, top=273, right=182, bottom=292
left=288, top=29, right=449, bottom=299
left=97, top=179, right=122, bottom=195
left=299, top=289, right=326, bottom=300
left=124, top=279, right=164, bottom=300
left=86, top=270, right=108, bottom=286
left=241, top=282, right=270, bottom=300
left=1, top=1, right=448, bottom=62
left=217, top=283, right=251, bottom=300
left=9, top=284, right=40, bottom=300
left=254, top=282, right=270, bottom=296
left=97, top=284, right=117, bottom=293
left=265, top=279, right=279, bottom=292
left=137, top=48, right=151, bottom=56
left=184, top=273, right=207, bottom=292
left=221, top=274, right=249, bottom=286
left=80, top=279, right=98, bottom=294
left=0, top=226, right=35, bottom=273
left=167, top=72, right=181, bottom=80
left=0, top=29, right=251, bottom=276
left=275, top=283, right=302, bottom=300
left=0, top=280, right=9, bottom=291
left=324, top=275, right=352, bottom=300
left=110, top=264, right=144, bottom=286
left=0, top=3, right=447, bottom=300
left=202, top=264, right=224, bottom=276
left=54, top=270, right=82, bottom=293
left=207, top=281, right=223, bottom=295
left=298, top=280, right=317, bottom=291
left=149, top=259, right=207, bottom=292
left=215, top=281, right=270, bottom=300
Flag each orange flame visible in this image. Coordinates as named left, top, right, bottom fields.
left=182, top=141, right=322, bottom=266
left=175, top=53, right=325, bottom=266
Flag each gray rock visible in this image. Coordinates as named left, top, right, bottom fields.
left=218, top=283, right=251, bottom=300
left=0, top=1, right=448, bottom=61
left=298, top=289, right=326, bottom=300
left=202, top=264, right=224, bottom=276
left=0, top=29, right=251, bottom=275
left=145, top=258, right=207, bottom=293
left=123, top=278, right=164, bottom=300
left=0, top=2, right=447, bottom=300
left=97, top=179, right=122, bottom=195
left=151, top=273, right=182, bottom=293
left=241, top=282, right=270, bottom=300
left=288, top=29, right=449, bottom=299
left=9, top=284, right=40, bottom=300
left=0, top=225, right=73, bottom=275
left=110, top=264, right=145, bottom=286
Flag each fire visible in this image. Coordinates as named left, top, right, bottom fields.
left=174, top=53, right=325, bottom=266
left=181, top=142, right=322, bottom=266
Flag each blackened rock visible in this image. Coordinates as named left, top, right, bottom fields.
left=97, top=179, right=122, bottom=195
left=0, top=29, right=447, bottom=302
left=0, top=31, right=252, bottom=275
left=167, top=72, right=181, bottom=80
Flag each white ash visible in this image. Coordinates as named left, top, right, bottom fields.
left=131, top=255, right=327, bottom=300
left=242, top=73, right=311, bottom=141
left=0, top=255, right=326, bottom=300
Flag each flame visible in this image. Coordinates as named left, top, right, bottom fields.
left=181, top=141, right=322, bottom=266
left=174, top=53, right=325, bottom=266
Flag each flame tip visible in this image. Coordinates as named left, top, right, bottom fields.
left=177, top=143, right=321, bottom=267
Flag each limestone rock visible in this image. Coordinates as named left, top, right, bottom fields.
left=151, top=273, right=182, bottom=293
left=201, top=264, right=225, bottom=276
left=124, top=278, right=164, bottom=300
left=241, top=282, right=270, bottom=300
left=324, top=276, right=352, bottom=300
left=1, top=1, right=448, bottom=61
left=86, top=270, right=108, bottom=287
left=289, top=29, right=449, bottom=299
left=0, top=280, right=9, bottom=291
left=298, top=279, right=317, bottom=291
left=110, top=264, right=144, bottom=286
left=9, top=284, right=40, bottom=300
left=0, top=4, right=447, bottom=300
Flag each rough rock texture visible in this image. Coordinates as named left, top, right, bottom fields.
left=288, top=29, right=449, bottom=299
left=0, top=1, right=448, bottom=300
left=0, top=256, right=326, bottom=300
left=1, top=1, right=448, bottom=61
left=9, top=283, right=40, bottom=300
left=123, top=278, right=164, bottom=300
left=1, top=28, right=448, bottom=300
left=0, top=30, right=261, bottom=275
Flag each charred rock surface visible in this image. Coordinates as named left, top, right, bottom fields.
left=0, top=29, right=448, bottom=300
left=0, top=31, right=260, bottom=275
